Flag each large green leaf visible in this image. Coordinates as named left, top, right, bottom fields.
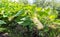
left=0, top=20, right=6, bottom=25
left=14, top=9, right=24, bottom=17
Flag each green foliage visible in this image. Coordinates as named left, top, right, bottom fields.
left=0, top=0, right=60, bottom=37
left=0, top=20, right=6, bottom=25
